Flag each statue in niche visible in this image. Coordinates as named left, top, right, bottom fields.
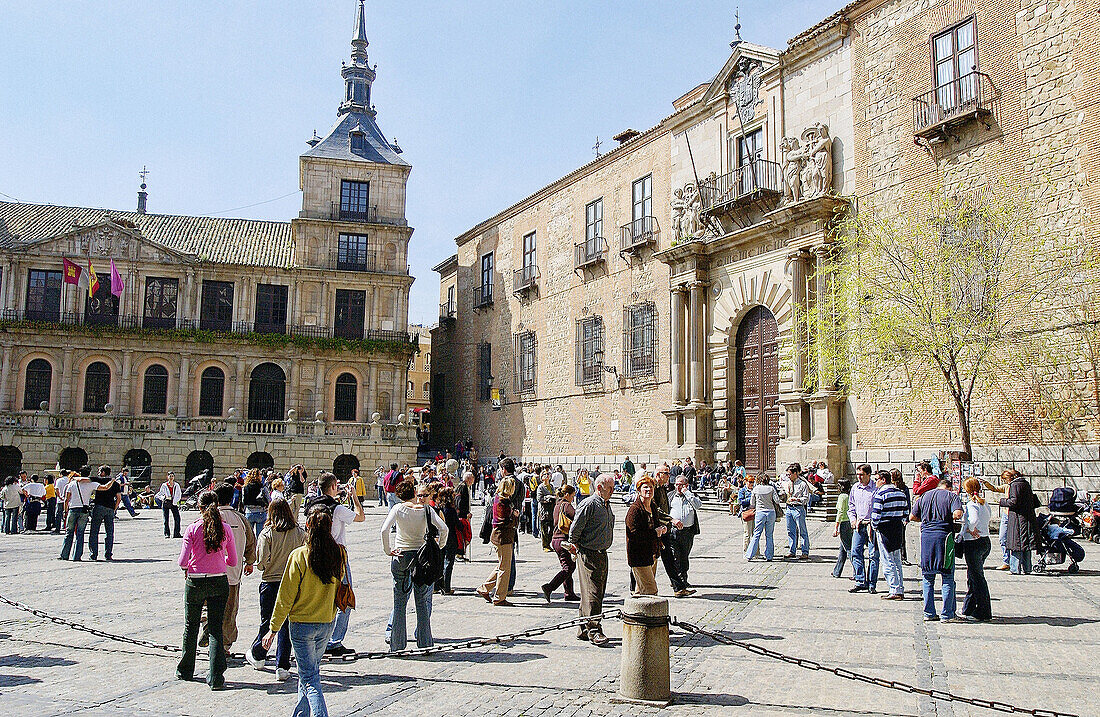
left=778, top=122, right=833, bottom=202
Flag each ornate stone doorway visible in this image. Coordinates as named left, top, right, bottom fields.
left=735, top=305, right=780, bottom=475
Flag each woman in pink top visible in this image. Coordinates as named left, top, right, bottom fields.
left=176, top=491, right=238, bottom=689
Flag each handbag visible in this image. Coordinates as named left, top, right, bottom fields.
left=411, top=509, right=445, bottom=586
left=741, top=508, right=756, bottom=522
left=773, top=488, right=784, bottom=520
left=334, top=547, right=355, bottom=612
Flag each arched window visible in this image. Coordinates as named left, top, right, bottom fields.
left=248, top=363, right=285, bottom=421
left=142, top=364, right=169, bottom=414
left=83, top=362, right=111, bottom=413
left=407, top=381, right=414, bottom=393
left=198, top=367, right=225, bottom=417
left=23, top=358, right=52, bottom=410
left=423, top=381, right=430, bottom=398
left=334, top=373, right=357, bottom=422
left=376, top=391, right=391, bottom=421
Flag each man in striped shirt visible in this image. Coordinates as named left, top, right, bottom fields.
left=871, top=470, right=909, bottom=599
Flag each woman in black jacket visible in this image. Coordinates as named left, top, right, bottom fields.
left=1000, top=472, right=1040, bottom=574
left=625, top=476, right=666, bottom=596
left=436, top=486, right=461, bottom=595
left=241, top=470, right=268, bottom=538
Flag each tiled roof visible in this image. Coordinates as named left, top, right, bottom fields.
left=0, top=201, right=294, bottom=268
left=305, top=111, right=409, bottom=167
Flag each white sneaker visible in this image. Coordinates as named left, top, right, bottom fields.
left=245, top=651, right=265, bottom=671
left=275, top=668, right=290, bottom=682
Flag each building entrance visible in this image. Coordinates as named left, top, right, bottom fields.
left=735, top=305, right=780, bottom=475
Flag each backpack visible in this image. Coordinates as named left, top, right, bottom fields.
left=383, top=470, right=398, bottom=493
left=411, top=509, right=444, bottom=586
left=479, top=500, right=494, bottom=544
left=303, top=494, right=338, bottom=515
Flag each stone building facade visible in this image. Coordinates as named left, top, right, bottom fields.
left=406, top=326, right=430, bottom=422
left=0, top=1, right=417, bottom=483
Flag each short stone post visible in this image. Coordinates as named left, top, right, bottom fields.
left=617, top=595, right=671, bottom=705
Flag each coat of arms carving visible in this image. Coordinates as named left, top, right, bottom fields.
left=730, top=58, right=763, bottom=122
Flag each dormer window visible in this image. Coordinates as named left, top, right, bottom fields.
left=350, top=130, right=366, bottom=153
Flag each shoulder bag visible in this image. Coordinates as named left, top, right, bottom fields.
left=411, top=509, right=445, bottom=586
left=334, top=546, right=355, bottom=612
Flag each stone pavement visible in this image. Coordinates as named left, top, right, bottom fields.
left=0, top=503, right=1096, bottom=717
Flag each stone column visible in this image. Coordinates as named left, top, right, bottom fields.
left=119, top=350, right=133, bottom=415
left=814, top=244, right=833, bottom=387
left=787, top=250, right=810, bottom=391
left=670, top=287, right=687, bottom=405
left=314, top=359, right=326, bottom=419
left=182, top=269, right=195, bottom=324
left=688, top=281, right=706, bottom=405
left=370, top=286, right=379, bottom=331
left=366, top=363, right=377, bottom=421
left=3, top=260, right=13, bottom=311
left=289, top=359, right=301, bottom=415
left=178, top=354, right=190, bottom=417
left=0, top=343, right=12, bottom=411
left=234, top=358, right=246, bottom=415
left=60, top=347, right=74, bottom=413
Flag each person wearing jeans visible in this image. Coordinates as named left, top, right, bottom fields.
left=848, top=465, right=879, bottom=593
left=780, top=464, right=811, bottom=558
left=832, top=480, right=852, bottom=578
left=59, top=475, right=99, bottom=561
left=157, top=474, right=182, bottom=538
left=745, top=476, right=781, bottom=561
left=910, top=477, right=964, bottom=622
left=871, top=470, right=908, bottom=599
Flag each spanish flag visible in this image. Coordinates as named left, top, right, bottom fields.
left=87, top=260, right=99, bottom=298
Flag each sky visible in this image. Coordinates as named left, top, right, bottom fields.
left=0, top=0, right=843, bottom=325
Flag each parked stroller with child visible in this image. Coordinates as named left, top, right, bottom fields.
left=1035, top=487, right=1087, bottom=574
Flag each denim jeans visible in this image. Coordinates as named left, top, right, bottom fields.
left=922, top=570, right=957, bottom=619
left=53, top=500, right=66, bottom=533
left=251, top=580, right=291, bottom=669
left=88, top=505, right=115, bottom=559
left=851, top=523, right=879, bottom=589
left=438, top=543, right=457, bottom=592
left=60, top=508, right=90, bottom=560
left=246, top=510, right=266, bottom=539
left=745, top=509, right=775, bottom=560
left=785, top=505, right=809, bottom=556
left=289, top=620, right=335, bottom=717
left=1009, top=549, right=1032, bottom=574
left=390, top=550, right=433, bottom=651
left=3, top=507, right=20, bottom=534
left=120, top=493, right=137, bottom=517
left=998, top=517, right=1010, bottom=566
left=178, top=575, right=229, bottom=687
left=327, top=560, right=352, bottom=648
left=833, top=522, right=852, bottom=577
left=386, top=492, right=399, bottom=508
left=877, top=534, right=904, bottom=596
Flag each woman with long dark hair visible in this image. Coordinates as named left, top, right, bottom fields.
left=241, top=469, right=268, bottom=539
left=177, top=491, right=238, bottom=689
left=541, top=484, right=580, bottom=602
left=246, top=498, right=305, bottom=681
left=436, top=485, right=460, bottom=595
left=264, top=507, right=344, bottom=716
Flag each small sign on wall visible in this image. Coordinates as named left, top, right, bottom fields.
left=491, top=388, right=502, bottom=410
left=610, top=419, right=620, bottom=432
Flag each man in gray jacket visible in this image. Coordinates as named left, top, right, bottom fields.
left=567, top=474, right=615, bottom=646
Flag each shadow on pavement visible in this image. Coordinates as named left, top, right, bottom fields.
left=0, top=674, right=41, bottom=687
left=992, top=615, right=1100, bottom=627
left=682, top=592, right=775, bottom=602
left=0, top=655, right=77, bottom=668
left=673, top=692, right=749, bottom=707
left=673, top=629, right=784, bottom=647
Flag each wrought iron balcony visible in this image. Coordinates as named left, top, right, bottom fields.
left=439, top=299, right=456, bottom=323
left=472, top=283, right=493, bottom=310
left=619, top=216, right=660, bottom=254
left=513, top=264, right=539, bottom=295
left=328, top=249, right=409, bottom=275
left=913, top=71, right=995, bottom=139
left=574, top=237, right=608, bottom=271
left=699, top=159, right=782, bottom=215
left=326, top=202, right=409, bottom=227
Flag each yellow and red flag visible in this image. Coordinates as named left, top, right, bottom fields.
left=62, top=258, right=82, bottom=285
left=86, top=260, right=99, bottom=298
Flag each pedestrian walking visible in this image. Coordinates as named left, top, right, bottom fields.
left=199, top=484, right=256, bottom=655
left=780, top=463, right=811, bottom=559
left=957, top=478, right=992, bottom=621
left=285, top=465, right=306, bottom=518
left=910, top=476, right=964, bottom=622
left=246, top=498, right=305, bottom=681
left=848, top=464, right=880, bottom=593
left=832, top=479, right=853, bottom=578
left=567, top=474, right=616, bottom=646
left=177, top=491, right=238, bottom=689
left=871, top=470, right=908, bottom=600
left=21, top=474, right=47, bottom=531
left=537, top=469, right=555, bottom=551
left=117, top=467, right=139, bottom=518
left=305, top=472, right=364, bottom=656
left=735, top=476, right=756, bottom=553
left=88, top=467, right=122, bottom=561
left=745, top=475, right=781, bottom=561
left=381, top=477, right=449, bottom=649
left=59, top=472, right=100, bottom=561
left=999, top=471, right=1040, bottom=574
left=478, top=476, right=519, bottom=606
left=541, top=485, right=580, bottom=602
left=625, top=475, right=666, bottom=596
left=157, top=472, right=183, bottom=538
left=668, top=475, right=701, bottom=595
left=241, top=470, right=268, bottom=539
left=263, top=507, right=344, bottom=715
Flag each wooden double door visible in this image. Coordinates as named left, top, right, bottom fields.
left=735, top=305, right=780, bottom=475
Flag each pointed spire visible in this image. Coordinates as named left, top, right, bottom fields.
left=339, top=0, right=376, bottom=116
left=731, top=7, right=743, bottom=48
left=351, top=0, right=369, bottom=63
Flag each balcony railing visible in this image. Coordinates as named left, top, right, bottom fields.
left=178, top=417, right=228, bottom=433
left=323, top=202, right=409, bottom=228
left=574, top=237, right=608, bottom=270
left=699, top=159, right=782, bottom=214
left=619, top=216, right=660, bottom=253
left=513, top=264, right=539, bottom=295
left=472, top=284, right=493, bottom=310
left=439, top=299, right=456, bottom=323
left=913, top=71, right=994, bottom=138
left=328, top=249, right=409, bottom=275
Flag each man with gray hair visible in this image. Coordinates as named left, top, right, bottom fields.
left=566, top=473, right=616, bottom=646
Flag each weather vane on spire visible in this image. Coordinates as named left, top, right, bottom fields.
left=732, top=7, right=743, bottom=47
left=139, top=166, right=149, bottom=187
left=593, top=137, right=602, bottom=158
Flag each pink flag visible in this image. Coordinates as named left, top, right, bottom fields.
left=110, top=260, right=125, bottom=298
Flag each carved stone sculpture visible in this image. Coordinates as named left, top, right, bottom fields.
left=778, top=122, right=833, bottom=203
left=681, top=183, right=702, bottom=239
left=779, top=137, right=806, bottom=203
left=670, top=188, right=686, bottom=241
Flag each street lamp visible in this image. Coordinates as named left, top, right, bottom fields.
left=593, top=347, right=618, bottom=378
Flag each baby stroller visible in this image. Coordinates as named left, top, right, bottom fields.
left=1035, top=513, right=1085, bottom=574
left=178, top=471, right=209, bottom=511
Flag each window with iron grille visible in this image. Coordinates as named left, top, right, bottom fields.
left=26, top=269, right=62, bottom=322
left=575, top=316, right=604, bottom=386
left=200, top=280, right=234, bottom=331
left=623, top=302, right=657, bottom=378
left=198, top=366, right=225, bottom=416
left=340, top=180, right=370, bottom=216
left=338, top=233, right=370, bottom=270
left=254, top=284, right=288, bottom=334
left=632, top=175, right=652, bottom=224
left=334, top=373, right=358, bottom=421
left=83, top=361, right=111, bottom=413
left=334, top=289, right=366, bottom=338
left=142, top=364, right=169, bottom=415
left=513, top=331, right=537, bottom=395
left=84, top=278, right=119, bottom=327
left=143, top=277, right=179, bottom=329
left=477, top=342, right=492, bottom=401
left=23, top=358, right=52, bottom=411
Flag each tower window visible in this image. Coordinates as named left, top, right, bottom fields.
left=350, top=131, right=366, bottom=153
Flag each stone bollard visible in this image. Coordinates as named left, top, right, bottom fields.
left=616, top=595, right=671, bottom=705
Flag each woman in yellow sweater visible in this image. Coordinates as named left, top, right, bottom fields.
left=263, top=507, right=344, bottom=717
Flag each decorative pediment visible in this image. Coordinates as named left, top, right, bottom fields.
left=700, top=41, right=780, bottom=110
left=18, top=220, right=196, bottom=265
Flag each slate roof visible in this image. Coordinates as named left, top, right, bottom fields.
left=0, top=201, right=295, bottom=268
left=304, top=110, right=409, bottom=167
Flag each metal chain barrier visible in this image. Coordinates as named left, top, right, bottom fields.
left=671, top=618, right=1081, bottom=717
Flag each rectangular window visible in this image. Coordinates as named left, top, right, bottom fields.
left=84, top=278, right=120, bottom=327
left=575, top=316, right=604, bottom=386
left=585, top=199, right=603, bottom=259
left=514, top=331, right=537, bottom=395
left=339, top=180, right=370, bottom=220
left=522, top=231, right=536, bottom=273
left=199, top=280, right=234, bottom=331
left=477, top=342, right=492, bottom=401
left=737, top=129, right=764, bottom=194
left=632, top=175, right=653, bottom=223
left=623, top=302, right=657, bottom=378
left=25, top=269, right=62, bottom=322
left=254, top=283, right=288, bottom=334
left=933, top=18, right=978, bottom=109
left=143, top=277, right=179, bottom=329
left=476, top=252, right=493, bottom=307
left=334, top=289, right=366, bottom=339
left=337, top=233, right=371, bottom=271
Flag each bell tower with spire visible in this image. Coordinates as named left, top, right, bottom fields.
left=340, top=0, right=376, bottom=116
